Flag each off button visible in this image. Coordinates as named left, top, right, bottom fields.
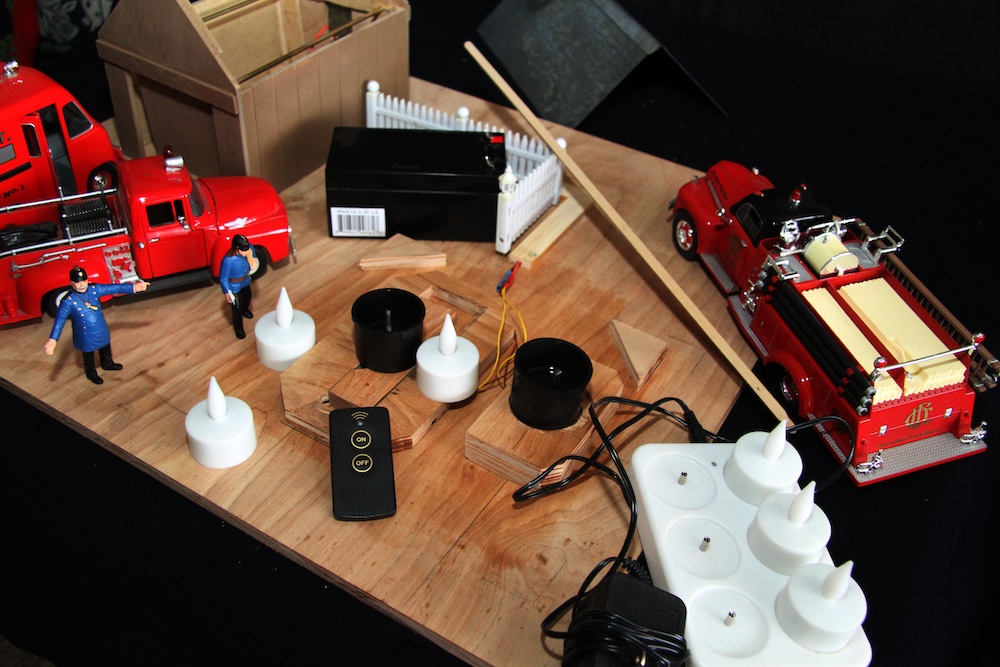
left=352, top=453, right=374, bottom=473
left=350, top=429, right=373, bottom=449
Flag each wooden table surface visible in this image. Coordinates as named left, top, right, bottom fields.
left=0, top=78, right=759, bottom=666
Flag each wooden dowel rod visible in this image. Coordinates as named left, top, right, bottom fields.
left=463, top=41, right=789, bottom=422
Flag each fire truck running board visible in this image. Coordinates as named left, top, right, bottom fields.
left=142, top=268, right=214, bottom=292
left=702, top=253, right=738, bottom=294
left=813, top=422, right=986, bottom=485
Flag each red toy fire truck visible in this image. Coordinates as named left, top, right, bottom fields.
left=0, top=61, right=292, bottom=326
left=670, top=160, right=997, bottom=484
left=1, top=60, right=119, bottom=202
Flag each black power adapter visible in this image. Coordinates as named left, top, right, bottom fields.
left=562, top=572, right=688, bottom=667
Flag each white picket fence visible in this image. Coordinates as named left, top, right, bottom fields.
left=365, top=81, right=563, bottom=254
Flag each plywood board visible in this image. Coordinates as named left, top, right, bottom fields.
left=1, top=79, right=753, bottom=667
left=465, top=361, right=623, bottom=485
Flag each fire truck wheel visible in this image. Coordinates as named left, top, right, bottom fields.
left=768, top=365, right=800, bottom=409
left=88, top=162, right=119, bottom=191
left=672, top=212, right=699, bottom=261
left=42, top=288, right=70, bottom=318
left=250, top=247, right=269, bottom=280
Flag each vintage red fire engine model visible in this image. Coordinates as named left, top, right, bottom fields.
left=0, top=61, right=292, bottom=326
left=670, top=159, right=997, bottom=484
left=1, top=60, right=119, bottom=202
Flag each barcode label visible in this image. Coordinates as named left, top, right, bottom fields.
left=330, top=206, right=387, bottom=237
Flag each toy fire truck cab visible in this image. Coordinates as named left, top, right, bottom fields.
left=1, top=146, right=292, bottom=327
left=670, top=160, right=839, bottom=295
left=115, top=149, right=289, bottom=281
left=0, top=61, right=120, bottom=205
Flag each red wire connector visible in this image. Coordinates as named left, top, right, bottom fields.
left=496, top=261, right=522, bottom=292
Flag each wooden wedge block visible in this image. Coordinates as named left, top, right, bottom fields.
left=359, top=234, right=447, bottom=271
left=609, top=319, right=668, bottom=388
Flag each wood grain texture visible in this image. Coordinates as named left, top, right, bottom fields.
left=0, top=79, right=757, bottom=666
left=465, top=360, right=624, bottom=485
left=509, top=183, right=590, bottom=268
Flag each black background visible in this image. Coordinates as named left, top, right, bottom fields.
left=2, top=1, right=998, bottom=665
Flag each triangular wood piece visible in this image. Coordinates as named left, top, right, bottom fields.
left=359, top=234, right=447, bottom=271
left=609, top=319, right=668, bottom=388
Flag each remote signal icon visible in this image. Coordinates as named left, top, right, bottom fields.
left=351, top=410, right=369, bottom=425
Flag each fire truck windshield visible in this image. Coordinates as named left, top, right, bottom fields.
left=190, top=180, right=206, bottom=217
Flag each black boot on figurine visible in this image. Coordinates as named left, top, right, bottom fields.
left=99, top=345, right=123, bottom=371
left=231, top=304, right=246, bottom=339
left=83, top=352, right=104, bottom=385
left=242, top=309, right=253, bottom=319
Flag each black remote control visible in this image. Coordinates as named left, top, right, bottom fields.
left=329, top=406, right=396, bottom=520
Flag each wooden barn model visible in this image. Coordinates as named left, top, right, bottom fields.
left=96, top=0, right=410, bottom=192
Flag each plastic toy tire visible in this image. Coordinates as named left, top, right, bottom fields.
left=673, top=212, right=699, bottom=261
left=88, top=162, right=119, bottom=192
left=250, top=246, right=269, bottom=280
left=42, top=288, right=70, bottom=318
left=769, top=365, right=801, bottom=410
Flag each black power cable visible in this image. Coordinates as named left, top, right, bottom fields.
left=514, top=396, right=706, bottom=666
left=513, top=394, right=857, bottom=665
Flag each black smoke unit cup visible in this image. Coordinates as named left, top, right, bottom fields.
left=509, top=338, right=593, bottom=430
left=352, top=289, right=426, bottom=373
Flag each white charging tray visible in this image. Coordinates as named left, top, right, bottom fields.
left=630, top=439, right=872, bottom=666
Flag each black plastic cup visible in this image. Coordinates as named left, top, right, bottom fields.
left=509, top=338, right=593, bottom=430
left=352, top=288, right=426, bottom=373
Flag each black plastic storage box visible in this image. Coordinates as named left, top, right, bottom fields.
left=325, top=127, right=507, bottom=242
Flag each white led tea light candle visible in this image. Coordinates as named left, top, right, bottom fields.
left=748, top=481, right=832, bottom=575
left=416, top=313, right=480, bottom=403
left=723, top=420, right=802, bottom=505
left=185, top=376, right=257, bottom=468
left=776, top=560, right=869, bottom=653
left=255, top=287, right=316, bottom=371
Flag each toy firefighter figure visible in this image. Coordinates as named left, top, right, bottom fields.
left=219, top=234, right=260, bottom=339
left=44, top=266, right=150, bottom=385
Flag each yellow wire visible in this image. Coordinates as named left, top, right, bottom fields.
left=478, top=287, right=509, bottom=389
left=478, top=285, right=529, bottom=390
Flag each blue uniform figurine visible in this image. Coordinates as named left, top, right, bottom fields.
left=44, top=266, right=150, bottom=385
left=219, top=234, right=259, bottom=339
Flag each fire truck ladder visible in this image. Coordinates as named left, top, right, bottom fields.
left=58, top=192, right=115, bottom=240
